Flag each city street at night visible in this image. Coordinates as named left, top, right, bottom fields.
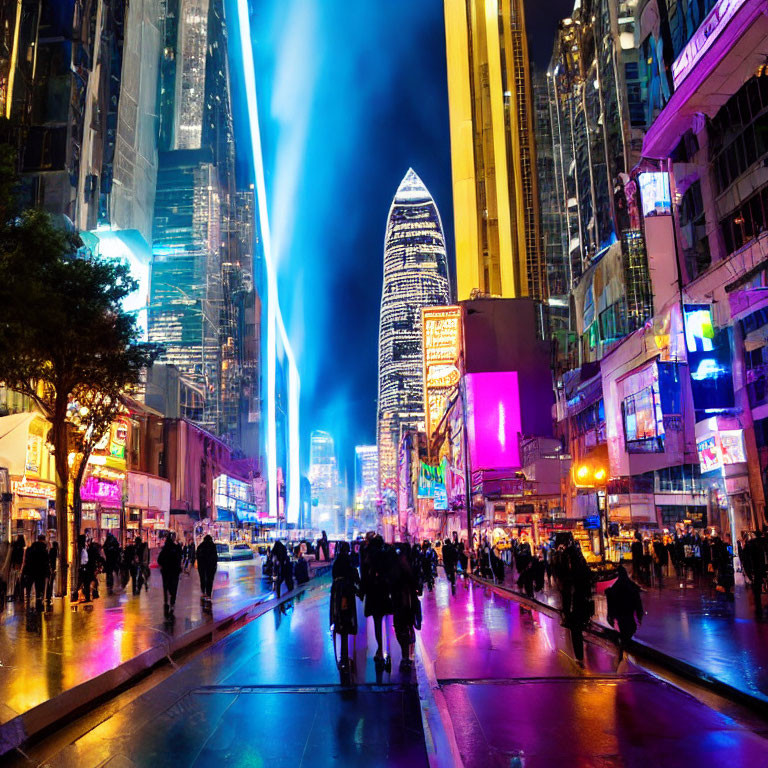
left=5, top=573, right=768, bottom=767
left=3, top=0, right=768, bottom=763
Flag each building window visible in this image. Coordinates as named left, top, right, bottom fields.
left=679, top=180, right=710, bottom=279
left=720, top=185, right=768, bottom=257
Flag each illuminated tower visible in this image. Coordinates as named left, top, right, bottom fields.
left=377, top=169, right=450, bottom=516
left=444, top=0, right=545, bottom=300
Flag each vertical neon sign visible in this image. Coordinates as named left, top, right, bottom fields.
left=236, top=0, right=300, bottom=525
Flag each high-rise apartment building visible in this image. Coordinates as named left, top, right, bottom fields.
left=443, top=0, right=544, bottom=300
left=377, top=169, right=450, bottom=514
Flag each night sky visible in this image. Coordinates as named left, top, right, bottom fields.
left=248, top=0, right=573, bottom=489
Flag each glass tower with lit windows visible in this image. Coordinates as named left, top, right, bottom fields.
left=377, top=169, right=450, bottom=517
left=443, top=0, right=545, bottom=301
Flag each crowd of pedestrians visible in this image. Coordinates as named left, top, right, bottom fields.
left=0, top=531, right=219, bottom=616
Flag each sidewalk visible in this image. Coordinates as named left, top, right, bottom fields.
left=0, top=558, right=330, bottom=755
left=474, top=562, right=768, bottom=709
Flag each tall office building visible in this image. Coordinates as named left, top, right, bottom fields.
left=377, top=169, right=450, bottom=513
left=354, top=445, right=379, bottom=531
left=443, top=0, right=545, bottom=301
left=308, top=430, right=341, bottom=532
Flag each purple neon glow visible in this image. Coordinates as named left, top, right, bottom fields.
left=465, top=372, right=522, bottom=470
left=80, top=476, right=122, bottom=506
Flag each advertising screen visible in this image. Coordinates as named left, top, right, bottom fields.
left=639, top=172, right=672, bottom=217
left=422, top=306, right=462, bottom=440
left=697, top=436, right=722, bottom=473
left=684, top=305, right=734, bottom=413
left=465, top=372, right=522, bottom=470
left=622, top=381, right=665, bottom=451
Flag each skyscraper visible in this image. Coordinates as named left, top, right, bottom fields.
left=308, top=430, right=340, bottom=531
left=354, top=445, right=379, bottom=531
left=377, top=169, right=450, bottom=517
left=443, top=0, right=545, bottom=301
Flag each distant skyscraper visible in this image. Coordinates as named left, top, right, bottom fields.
left=308, top=430, right=340, bottom=531
left=377, top=169, right=450, bottom=515
left=443, top=0, right=545, bottom=301
left=355, top=446, right=379, bottom=530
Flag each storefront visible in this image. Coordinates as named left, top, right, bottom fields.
left=79, top=468, right=124, bottom=541
left=0, top=413, right=58, bottom=542
left=212, top=474, right=254, bottom=542
left=126, top=471, right=171, bottom=548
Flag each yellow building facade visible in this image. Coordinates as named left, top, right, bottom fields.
left=444, top=0, right=545, bottom=301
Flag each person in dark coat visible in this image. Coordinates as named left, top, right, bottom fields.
left=9, top=534, right=25, bottom=601
left=22, top=535, right=49, bottom=608
left=294, top=549, right=310, bottom=585
left=330, top=542, right=360, bottom=671
left=76, top=534, right=93, bottom=602
left=103, top=533, right=121, bottom=594
left=136, top=536, right=150, bottom=592
left=87, top=539, right=104, bottom=599
left=318, top=530, right=330, bottom=562
left=630, top=532, right=645, bottom=584
left=442, top=539, right=458, bottom=594
left=652, top=536, right=668, bottom=588
left=746, top=531, right=766, bottom=617
left=196, top=535, right=218, bottom=602
left=606, top=565, right=644, bottom=661
left=123, top=538, right=139, bottom=594
left=158, top=533, right=183, bottom=616
left=271, top=539, right=293, bottom=598
left=360, top=535, right=392, bottom=661
left=391, top=544, right=420, bottom=668
left=45, top=541, right=58, bottom=603
left=552, top=536, right=594, bottom=663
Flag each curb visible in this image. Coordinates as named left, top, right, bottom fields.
left=470, top=574, right=768, bottom=718
left=0, top=568, right=332, bottom=757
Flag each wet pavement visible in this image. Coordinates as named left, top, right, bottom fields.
left=7, top=580, right=428, bottom=768
left=0, top=560, right=277, bottom=727
left=485, top=564, right=768, bottom=704
left=419, top=577, right=768, bottom=767
left=7, top=572, right=768, bottom=767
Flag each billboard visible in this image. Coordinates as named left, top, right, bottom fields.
left=465, top=372, right=522, bottom=470
left=422, top=306, right=462, bottom=440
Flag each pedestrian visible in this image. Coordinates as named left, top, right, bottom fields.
left=271, top=539, right=293, bottom=598
left=45, top=541, right=58, bottom=603
left=76, top=535, right=94, bottom=602
left=652, top=536, right=667, bottom=588
left=421, top=541, right=437, bottom=591
left=330, top=541, right=360, bottom=672
left=318, top=530, right=330, bottom=562
left=552, top=535, right=594, bottom=664
left=9, top=534, right=25, bottom=601
left=0, top=537, right=11, bottom=608
left=196, top=534, right=218, bottom=604
left=187, top=538, right=196, bottom=574
left=442, top=538, right=458, bottom=594
left=158, top=532, right=183, bottom=617
left=294, top=548, right=310, bottom=585
left=123, top=537, right=139, bottom=594
left=22, top=535, right=49, bottom=609
left=391, top=543, right=420, bottom=668
left=631, top=532, right=644, bottom=585
left=745, top=530, right=766, bottom=616
left=360, top=535, right=393, bottom=664
left=136, top=536, right=150, bottom=592
left=103, top=532, right=120, bottom=594
left=712, top=534, right=735, bottom=599
left=87, top=538, right=104, bottom=598
left=605, top=565, right=643, bottom=661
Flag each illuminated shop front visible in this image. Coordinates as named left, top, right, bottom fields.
left=212, top=474, right=261, bottom=540
left=80, top=468, right=124, bottom=539
left=0, top=413, right=58, bottom=540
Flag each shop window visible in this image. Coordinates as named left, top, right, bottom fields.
left=719, top=184, right=768, bottom=256
left=599, top=300, right=628, bottom=342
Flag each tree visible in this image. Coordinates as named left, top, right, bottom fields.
left=0, top=210, right=157, bottom=594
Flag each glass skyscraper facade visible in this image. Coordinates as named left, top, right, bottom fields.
left=444, top=0, right=545, bottom=301
left=377, top=169, right=450, bottom=513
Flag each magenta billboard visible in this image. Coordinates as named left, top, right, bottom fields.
left=465, top=372, right=522, bottom=470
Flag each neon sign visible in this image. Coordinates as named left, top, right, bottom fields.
left=422, top=306, right=462, bottom=439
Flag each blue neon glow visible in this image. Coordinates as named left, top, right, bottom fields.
left=236, top=0, right=300, bottom=525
